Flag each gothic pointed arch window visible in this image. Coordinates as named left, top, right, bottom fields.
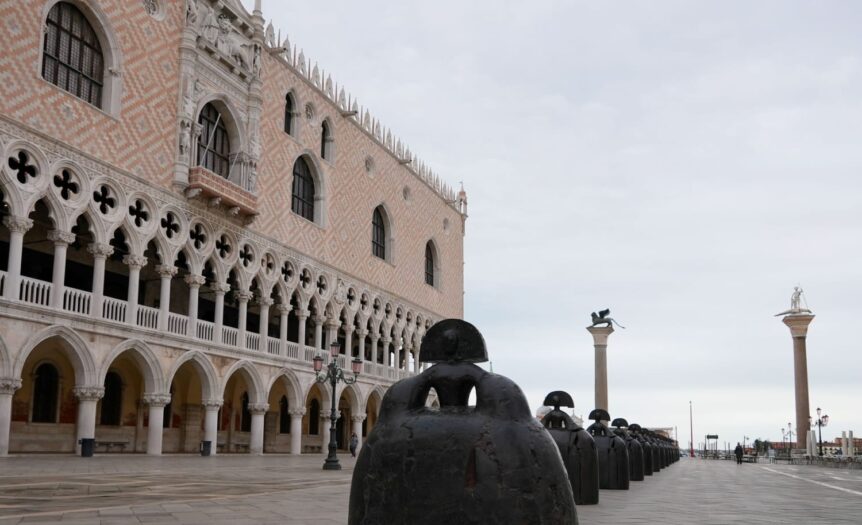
left=32, top=363, right=59, bottom=423
left=279, top=395, right=290, bottom=434
left=291, top=157, right=315, bottom=221
left=240, top=392, right=251, bottom=432
left=284, top=93, right=295, bottom=135
left=372, top=207, right=387, bottom=260
left=425, top=241, right=436, bottom=286
left=321, top=120, right=332, bottom=160
left=100, top=371, right=122, bottom=426
left=197, top=103, right=231, bottom=178
left=42, top=2, right=104, bottom=108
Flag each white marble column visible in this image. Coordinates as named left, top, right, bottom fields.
left=277, top=304, right=291, bottom=356
left=156, top=265, right=178, bottom=331
left=74, top=386, right=104, bottom=455
left=123, top=255, right=147, bottom=325
left=184, top=274, right=205, bottom=337
left=352, top=415, right=365, bottom=455
left=381, top=337, right=392, bottom=367
left=258, top=297, right=273, bottom=341
left=0, top=379, right=21, bottom=456
left=87, top=243, right=113, bottom=317
left=314, top=317, right=325, bottom=350
left=343, top=325, right=355, bottom=357
left=370, top=334, right=380, bottom=365
left=325, top=321, right=338, bottom=351
left=289, top=408, right=305, bottom=455
left=358, top=330, right=368, bottom=361
left=296, top=309, right=309, bottom=349
left=203, top=400, right=222, bottom=456
left=249, top=403, right=269, bottom=455
left=2, top=216, right=32, bottom=301
left=143, top=393, right=171, bottom=456
left=237, top=290, right=253, bottom=349
left=48, top=230, right=75, bottom=309
left=212, top=283, right=229, bottom=344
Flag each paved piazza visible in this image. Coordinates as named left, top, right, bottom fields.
left=0, top=456, right=860, bottom=524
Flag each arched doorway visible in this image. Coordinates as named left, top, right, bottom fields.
left=303, top=383, right=326, bottom=453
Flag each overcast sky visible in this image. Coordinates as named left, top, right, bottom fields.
left=246, top=1, right=862, bottom=449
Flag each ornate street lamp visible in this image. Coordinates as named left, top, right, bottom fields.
left=313, top=341, right=363, bottom=470
left=810, top=407, right=829, bottom=457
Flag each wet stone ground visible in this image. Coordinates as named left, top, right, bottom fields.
left=0, top=454, right=859, bottom=524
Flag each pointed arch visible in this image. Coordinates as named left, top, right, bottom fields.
left=98, top=339, right=165, bottom=394
left=266, top=368, right=303, bottom=409
left=425, top=239, right=440, bottom=287
left=165, top=350, right=220, bottom=402
left=372, top=204, right=394, bottom=262
left=339, top=383, right=363, bottom=414
left=221, top=360, right=266, bottom=405
left=14, top=325, right=97, bottom=386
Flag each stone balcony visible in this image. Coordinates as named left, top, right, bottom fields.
left=186, top=166, right=258, bottom=220
left=0, top=270, right=416, bottom=383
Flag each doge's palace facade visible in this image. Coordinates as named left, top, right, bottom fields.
left=0, top=0, right=465, bottom=456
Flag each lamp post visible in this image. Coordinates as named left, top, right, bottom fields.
left=313, top=341, right=363, bottom=471
left=810, top=407, right=829, bottom=457
left=781, top=428, right=786, bottom=458
left=743, top=435, right=748, bottom=453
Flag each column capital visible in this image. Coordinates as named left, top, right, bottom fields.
left=73, top=386, right=105, bottom=401
left=122, top=254, right=148, bottom=269
left=586, top=325, right=614, bottom=346
left=351, top=415, right=366, bottom=423
left=143, top=392, right=172, bottom=407
left=202, top=399, right=223, bottom=409
left=184, top=273, right=206, bottom=287
left=257, top=297, right=274, bottom=307
left=288, top=408, right=307, bottom=417
left=87, top=242, right=114, bottom=258
left=156, top=265, right=179, bottom=278
left=235, top=290, right=254, bottom=303
left=211, top=282, right=231, bottom=294
left=295, top=308, right=310, bottom=320
left=0, top=377, right=22, bottom=395
left=343, top=323, right=355, bottom=335
left=369, top=332, right=380, bottom=342
left=248, top=402, right=269, bottom=414
left=2, top=215, right=33, bottom=234
left=782, top=314, right=815, bottom=338
left=48, top=229, right=76, bottom=245
left=276, top=303, right=293, bottom=316
left=380, top=336, right=392, bottom=345
left=357, top=329, right=369, bottom=338
left=312, top=316, right=327, bottom=326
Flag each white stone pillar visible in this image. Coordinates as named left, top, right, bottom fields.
left=842, top=431, right=849, bottom=457
left=296, top=309, right=309, bottom=349
left=184, top=274, right=205, bottom=337
left=344, top=325, right=355, bottom=358
left=587, top=325, right=614, bottom=417
left=258, top=297, right=273, bottom=341
left=48, top=230, right=75, bottom=309
left=358, top=329, right=368, bottom=361
left=326, top=321, right=338, bottom=351
left=143, top=393, right=171, bottom=456
left=370, top=334, right=380, bottom=365
left=314, top=317, right=325, bottom=350
left=203, top=400, right=222, bottom=456
left=237, top=290, right=252, bottom=349
left=2, top=216, right=32, bottom=301
left=123, top=255, right=147, bottom=325
left=87, top=243, right=113, bottom=317
left=249, top=403, right=268, bottom=455
left=0, top=379, right=21, bottom=456
left=849, top=431, right=856, bottom=457
left=381, top=337, right=392, bottom=367
left=212, top=283, right=229, bottom=344
left=74, top=386, right=104, bottom=455
left=277, top=304, right=290, bottom=355
left=289, top=408, right=305, bottom=455
left=156, top=266, right=177, bottom=331
left=352, top=415, right=365, bottom=455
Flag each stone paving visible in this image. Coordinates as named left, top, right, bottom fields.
left=0, top=455, right=860, bottom=524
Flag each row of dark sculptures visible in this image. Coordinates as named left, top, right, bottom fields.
left=348, top=320, right=678, bottom=524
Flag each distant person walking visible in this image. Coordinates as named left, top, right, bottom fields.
left=349, top=432, right=359, bottom=458
left=734, top=443, right=744, bottom=464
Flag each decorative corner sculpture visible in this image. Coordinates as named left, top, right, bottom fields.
left=349, top=319, right=578, bottom=525
left=590, top=309, right=626, bottom=329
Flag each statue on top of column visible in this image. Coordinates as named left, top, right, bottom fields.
left=775, top=286, right=812, bottom=316
left=590, top=309, right=626, bottom=329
